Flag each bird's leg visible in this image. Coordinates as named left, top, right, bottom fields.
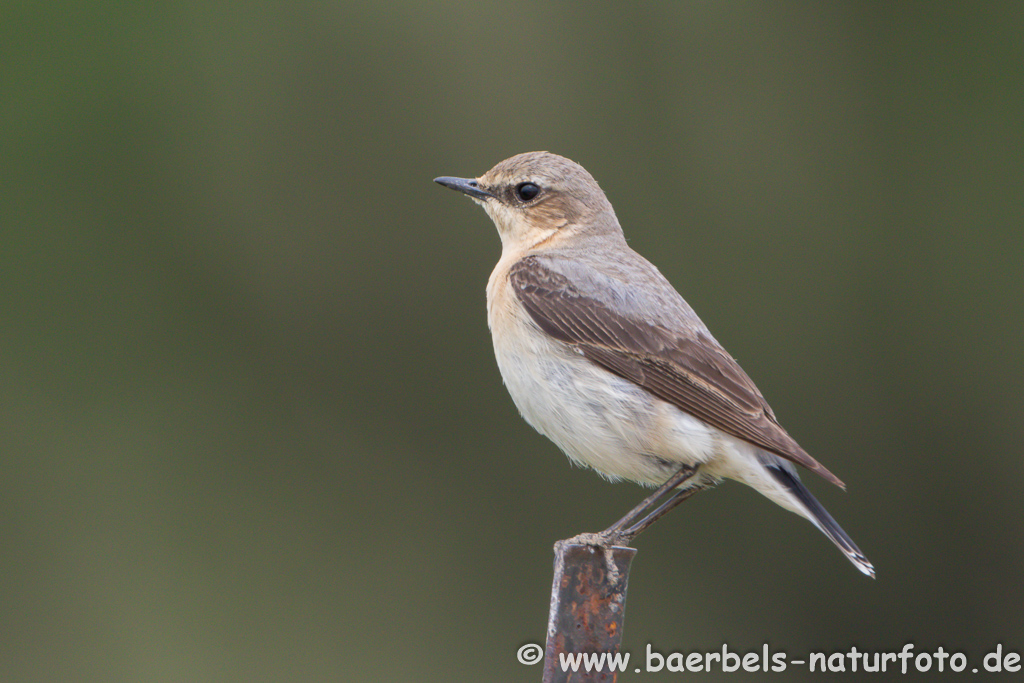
left=567, top=464, right=707, bottom=548
left=604, top=464, right=703, bottom=545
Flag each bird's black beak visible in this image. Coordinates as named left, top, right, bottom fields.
left=434, top=176, right=495, bottom=200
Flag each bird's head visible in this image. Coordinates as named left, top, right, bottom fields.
left=435, top=151, right=623, bottom=252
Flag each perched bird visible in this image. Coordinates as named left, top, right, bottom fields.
left=435, top=152, right=873, bottom=577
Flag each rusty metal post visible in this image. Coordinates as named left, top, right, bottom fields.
left=542, top=541, right=637, bottom=682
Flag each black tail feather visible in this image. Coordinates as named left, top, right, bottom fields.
left=767, top=465, right=875, bottom=578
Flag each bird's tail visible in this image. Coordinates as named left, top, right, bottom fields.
left=766, top=464, right=875, bottom=578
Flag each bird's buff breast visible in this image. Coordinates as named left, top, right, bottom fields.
left=486, top=267, right=716, bottom=485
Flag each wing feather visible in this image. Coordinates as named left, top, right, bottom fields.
left=510, top=256, right=845, bottom=488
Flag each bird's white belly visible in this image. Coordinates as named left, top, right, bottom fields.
left=490, top=308, right=720, bottom=486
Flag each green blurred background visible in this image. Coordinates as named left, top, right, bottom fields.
left=3, top=2, right=1022, bottom=681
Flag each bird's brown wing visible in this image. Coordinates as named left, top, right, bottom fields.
left=509, top=256, right=844, bottom=488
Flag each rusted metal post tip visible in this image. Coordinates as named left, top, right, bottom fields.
left=542, top=542, right=637, bottom=682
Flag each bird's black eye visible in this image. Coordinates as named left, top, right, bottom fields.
left=515, top=182, right=540, bottom=202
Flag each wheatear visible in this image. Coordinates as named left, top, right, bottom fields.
left=435, top=152, right=874, bottom=577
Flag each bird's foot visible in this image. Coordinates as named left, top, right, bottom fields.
left=561, top=530, right=630, bottom=549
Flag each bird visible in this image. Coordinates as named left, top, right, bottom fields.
left=435, top=151, right=874, bottom=577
